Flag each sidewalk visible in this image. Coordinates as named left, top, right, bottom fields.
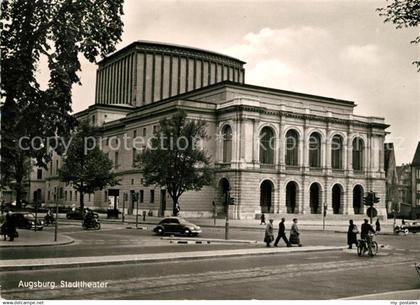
left=0, top=245, right=346, bottom=271
left=0, top=229, right=74, bottom=248
left=100, top=214, right=397, bottom=234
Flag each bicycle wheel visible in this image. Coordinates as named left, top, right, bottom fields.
left=370, top=241, right=378, bottom=256
left=357, top=242, right=363, bottom=256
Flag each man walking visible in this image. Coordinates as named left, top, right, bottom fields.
left=274, top=218, right=291, bottom=247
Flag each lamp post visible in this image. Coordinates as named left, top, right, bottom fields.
left=322, top=202, right=327, bottom=231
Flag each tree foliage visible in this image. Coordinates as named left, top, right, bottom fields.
left=136, top=111, right=213, bottom=215
left=59, top=121, right=119, bottom=210
left=0, top=0, right=124, bottom=204
left=377, top=0, right=420, bottom=70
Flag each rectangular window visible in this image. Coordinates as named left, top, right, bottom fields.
left=64, top=191, right=67, bottom=201
left=132, top=148, right=137, bottom=165
left=133, top=129, right=137, bottom=138
left=150, top=190, right=155, bottom=203
left=69, top=191, right=72, bottom=201
left=139, top=190, right=144, bottom=203
left=88, top=194, right=91, bottom=202
left=75, top=191, right=78, bottom=201
left=143, top=127, right=147, bottom=136
left=37, top=169, right=42, bottom=180
left=48, top=191, right=51, bottom=200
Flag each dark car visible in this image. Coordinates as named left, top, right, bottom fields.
left=153, top=217, right=202, bottom=236
left=11, top=212, right=44, bottom=230
left=66, top=208, right=98, bottom=220
left=394, top=222, right=420, bottom=235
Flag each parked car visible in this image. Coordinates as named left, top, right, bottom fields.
left=66, top=208, right=98, bottom=220
left=11, top=212, right=44, bottom=230
left=394, top=222, right=420, bottom=235
left=153, top=217, right=202, bottom=236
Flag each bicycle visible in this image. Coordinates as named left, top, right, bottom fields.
left=357, top=232, right=378, bottom=257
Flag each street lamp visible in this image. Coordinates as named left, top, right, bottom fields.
left=322, top=202, right=327, bottom=231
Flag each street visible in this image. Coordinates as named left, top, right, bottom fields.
left=1, top=220, right=419, bottom=300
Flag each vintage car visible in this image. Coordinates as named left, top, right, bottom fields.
left=153, top=217, right=202, bottom=236
left=394, top=221, right=420, bottom=235
left=11, top=212, right=44, bottom=230
left=66, top=208, right=98, bottom=220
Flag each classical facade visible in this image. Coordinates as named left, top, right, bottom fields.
left=30, top=41, right=389, bottom=220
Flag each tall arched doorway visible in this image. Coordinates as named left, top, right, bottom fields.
left=310, top=183, right=322, bottom=214
left=332, top=184, right=343, bottom=214
left=353, top=185, right=364, bottom=214
left=260, top=180, right=274, bottom=213
left=286, top=181, right=298, bottom=213
left=218, top=178, right=230, bottom=216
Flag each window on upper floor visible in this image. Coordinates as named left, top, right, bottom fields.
left=331, top=135, right=343, bottom=169
left=309, top=132, right=322, bottom=168
left=352, top=137, right=364, bottom=171
left=259, top=127, right=275, bottom=165
left=139, top=190, right=144, bottom=203
left=222, top=125, right=232, bottom=163
left=285, top=129, right=299, bottom=166
left=150, top=189, right=155, bottom=203
left=143, top=127, right=147, bottom=136
left=115, top=151, right=119, bottom=169
left=37, top=169, right=42, bottom=180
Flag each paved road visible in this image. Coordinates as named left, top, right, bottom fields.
left=1, top=221, right=419, bottom=300
left=1, top=246, right=419, bottom=300
left=0, top=220, right=377, bottom=259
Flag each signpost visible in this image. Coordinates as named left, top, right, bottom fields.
left=364, top=191, right=380, bottom=224
left=225, top=194, right=235, bottom=240
left=322, top=202, right=327, bottom=231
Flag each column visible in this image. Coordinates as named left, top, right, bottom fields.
left=278, top=115, right=285, bottom=171
left=252, top=119, right=260, bottom=167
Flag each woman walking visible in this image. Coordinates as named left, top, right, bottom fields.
left=264, top=219, right=274, bottom=247
left=347, top=219, right=358, bottom=249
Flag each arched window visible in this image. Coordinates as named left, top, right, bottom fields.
left=222, top=125, right=232, bottom=162
left=309, top=132, right=321, bottom=168
left=331, top=135, right=343, bottom=169
left=352, top=137, right=364, bottom=171
left=285, top=129, right=299, bottom=166
left=259, top=127, right=275, bottom=164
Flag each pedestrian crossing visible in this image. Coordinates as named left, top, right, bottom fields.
left=2, top=253, right=416, bottom=300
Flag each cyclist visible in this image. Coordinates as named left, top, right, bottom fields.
left=361, top=219, right=376, bottom=240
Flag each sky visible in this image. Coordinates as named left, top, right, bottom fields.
left=40, top=0, right=420, bottom=164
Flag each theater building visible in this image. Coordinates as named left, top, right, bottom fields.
left=37, top=41, right=389, bottom=220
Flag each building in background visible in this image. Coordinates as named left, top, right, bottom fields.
left=410, top=142, right=420, bottom=219
left=27, top=41, right=389, bottom=220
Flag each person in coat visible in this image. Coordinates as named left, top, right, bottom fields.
left=5, top=211, right=16, bottom=241
left=375, top=218, right=381, bottom=233
left=289, top=218, right=302, bottom=246
left=347, top=219, right=358, bottom=249
left=260, top=213, right=266, bottom=225
left=264, top=219, right=274, bottom=247
left=361, top=219, right=375, bottom=241
left=274, top=218, right=291, bottom=247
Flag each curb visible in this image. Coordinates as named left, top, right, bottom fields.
left=0, top=246, right=345, bottom=272
left=162, top=237, right=260, bottom=244
left=0, top=237, right=75, bottom=248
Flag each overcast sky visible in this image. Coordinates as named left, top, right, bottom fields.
left=42, top=0, right=419, bottom=164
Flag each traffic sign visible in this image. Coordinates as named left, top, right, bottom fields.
left=367, top=207, right=377, bottom=218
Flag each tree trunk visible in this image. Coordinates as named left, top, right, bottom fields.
left=80, top=182, right=84, bottom=213
left=170, top=194, right=179, bottom=216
